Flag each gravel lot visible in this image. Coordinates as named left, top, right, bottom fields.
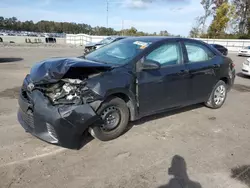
left=0, top=46, right=250, bottom=188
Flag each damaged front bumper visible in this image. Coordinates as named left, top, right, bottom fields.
left=17, top=86, right=100, bottom=149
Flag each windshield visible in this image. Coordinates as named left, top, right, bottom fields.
left=85, top=39, right=152, bottom=65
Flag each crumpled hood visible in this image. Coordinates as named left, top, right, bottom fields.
left=30, top=57, right=112, bottom=84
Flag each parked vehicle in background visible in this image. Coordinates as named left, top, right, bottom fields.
left=210, top=44, right=228, bottom=56
left=17, top=37, right=235, bottom=149
left=238, top=46, right=250, bottom=56
left=0, top=29, right=66, bottom=38
left=83, top=36, right=128, bottom=55
left=241, top=58, right=250, bottom=76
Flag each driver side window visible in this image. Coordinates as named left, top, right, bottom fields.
left=146, top=42, right=181, bottom=66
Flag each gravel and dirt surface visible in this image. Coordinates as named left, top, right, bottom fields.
left=0, top=46, right=250, bottom=188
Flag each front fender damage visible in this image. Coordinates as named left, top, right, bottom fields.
left=58, top=104, right=101, bottom=133
left=25, top=59, right=134, bottom=139
left=85, top=69, right=137, bottom=120
left=19, top=89, right=101, bottom=149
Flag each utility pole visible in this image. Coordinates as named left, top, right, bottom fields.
left=121, top=19, right=124, bottom=35
left=106, top=0, right=109, bottom=28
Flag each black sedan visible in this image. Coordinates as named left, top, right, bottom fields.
left=210, top=44, right=228, bottom=56
left=18, top=37, right=235, bottom=149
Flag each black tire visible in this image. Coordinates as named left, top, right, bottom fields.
left=0, top=37, right=3, bottom=43
left=88, top=97, right=129, bottom=141
left=205, top=80, right=227, bottom=109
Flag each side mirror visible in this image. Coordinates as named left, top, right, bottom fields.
left=141, top=59, right=161, bottom=70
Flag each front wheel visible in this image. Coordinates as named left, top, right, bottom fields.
left=205, top=80, right=227, bottom=109
left=88, top=97, right=129, bottom=141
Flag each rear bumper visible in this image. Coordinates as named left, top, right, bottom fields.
left=18, top=89, right=99, bottom=149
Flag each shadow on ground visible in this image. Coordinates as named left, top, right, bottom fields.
left=232, top=84, right=250, bottom=92
left=158, top=155, right=202, bottom=188
left=79, top=104, right=203, bottom=149
left=0, top=86, right=20, bottom=99
left=0, top=58, right=23, bottom=63
left=78, top=131, right=94, bottom=150
left=231, top=165, right=250, bottom=187
left=132, top=104, right=202, bottom=127
left=236, top=72, right=250, bottom=79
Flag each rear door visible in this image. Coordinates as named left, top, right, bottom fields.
left=182, top=40, right=220, bottom=103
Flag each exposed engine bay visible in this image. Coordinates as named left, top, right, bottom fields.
left=36, top=78, right=100, bottom=105
left=23, top=57, right=115, bottom=106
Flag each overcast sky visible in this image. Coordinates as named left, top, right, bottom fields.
left=0, top=0, right=205, bottom=36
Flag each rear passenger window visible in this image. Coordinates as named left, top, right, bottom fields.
left=184, top=42, right=215, bottom=63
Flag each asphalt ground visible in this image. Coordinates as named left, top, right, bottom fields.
left=0, top=47, right=250, bottom=188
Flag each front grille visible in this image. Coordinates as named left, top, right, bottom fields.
left=19, top=108, right=34, bottom=129
left=21, top=90, right=29, bottom=101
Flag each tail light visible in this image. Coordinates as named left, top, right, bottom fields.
left=229, top=62, right=235, bottom=71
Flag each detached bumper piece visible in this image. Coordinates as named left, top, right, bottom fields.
left=18, top=89, right=99, bottom=149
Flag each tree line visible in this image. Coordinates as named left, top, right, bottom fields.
left=0, top=16, right=172, bottom=37
left=189, top=0, right=250, bottom=39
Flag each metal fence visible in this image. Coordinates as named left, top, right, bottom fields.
left=66, top=34, right=106, bottom=46
left=66, top=34, right=250, bottom=51
left=194, top=38, right=250, bottom=52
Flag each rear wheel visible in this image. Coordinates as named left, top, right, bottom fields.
left=205, top=80, right=227, bottom=109
left=88, top=97, right=129, bottom=141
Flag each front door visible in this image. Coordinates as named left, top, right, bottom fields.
left=137, top=41, right=190, bottom=117
left=182, top=41, right=219, bottom=103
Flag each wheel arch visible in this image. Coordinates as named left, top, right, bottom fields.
left=104, top=90, right=137, bottom=121
left=220, top=77, right=229, bottom=85
left=220, top=76, right=233, bottom=90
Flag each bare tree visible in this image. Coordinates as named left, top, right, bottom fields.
left=232, top=0, right=249, bottom=34
left=199, top=0, right=214, bottom=34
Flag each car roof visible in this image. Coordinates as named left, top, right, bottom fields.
left=210, top=44, right=223, bottom=47
left=108, top=36, right=128, bottom=39
left=119, top=36, right=189, bottom=43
